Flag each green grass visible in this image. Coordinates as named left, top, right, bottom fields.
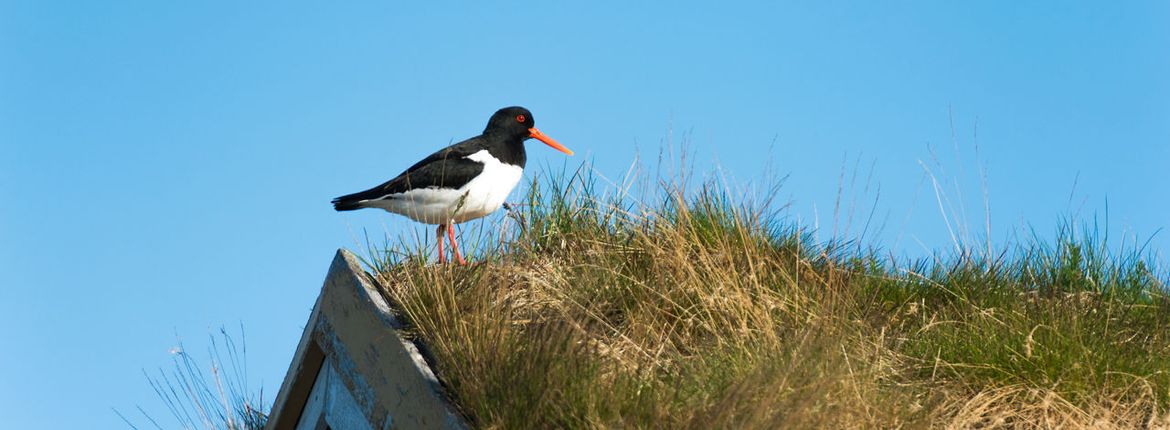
left=368, top=165, right=1168, bottom=429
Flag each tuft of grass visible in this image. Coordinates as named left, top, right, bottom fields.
left=370, top=163, right=1169, bottom=429
left=120, top=327, right=268, bottom=430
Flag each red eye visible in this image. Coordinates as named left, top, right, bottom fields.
left=515, top=114, right=526, bottom=123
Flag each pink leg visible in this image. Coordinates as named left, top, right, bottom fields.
left=436, top=224, right=447, bottom=264
left=446, top=222, right=467, bottom=265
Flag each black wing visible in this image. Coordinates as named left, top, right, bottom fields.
left=332, top=136, right=488, bottom=211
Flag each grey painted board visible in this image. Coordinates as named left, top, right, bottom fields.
left=295, top=360, right=375, bottom=430
left=267, top=250, right=467, bottom=430
left=294, top=365, right=328, bottom=430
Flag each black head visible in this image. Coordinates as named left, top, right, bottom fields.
left=483, top=106, right=536, bottom=137
left=483, top=106, right=573, bottom=155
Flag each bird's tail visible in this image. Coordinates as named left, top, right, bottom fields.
left=331, top=195, right=367, bottom=211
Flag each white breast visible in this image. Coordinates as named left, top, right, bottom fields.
left=451, top=150, right=524, bottom=222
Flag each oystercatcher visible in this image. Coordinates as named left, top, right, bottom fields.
left=332, top=106, right=573, bottom=264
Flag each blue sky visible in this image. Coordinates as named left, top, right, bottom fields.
left=2, top=2, right=1167, bottom=427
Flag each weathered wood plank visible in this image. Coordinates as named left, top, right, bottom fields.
left=267, top=250, right=467, bottom=430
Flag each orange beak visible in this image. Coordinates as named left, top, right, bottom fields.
left=528, top=127, right=573, bottom=156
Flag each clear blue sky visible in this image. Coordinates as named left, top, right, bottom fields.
left=2, top=2, right=1167, bottom=427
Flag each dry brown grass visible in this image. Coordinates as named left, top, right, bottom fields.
left=366, top=171, right=1169, bottom=429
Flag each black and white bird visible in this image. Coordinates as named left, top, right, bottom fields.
left=331, top=106, right=573, bottom=264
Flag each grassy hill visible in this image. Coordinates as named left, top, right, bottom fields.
left=367, top=167, right=1170, bottom=429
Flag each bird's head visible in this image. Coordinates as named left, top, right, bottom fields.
left=485, top=106, right=573, bottom=155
